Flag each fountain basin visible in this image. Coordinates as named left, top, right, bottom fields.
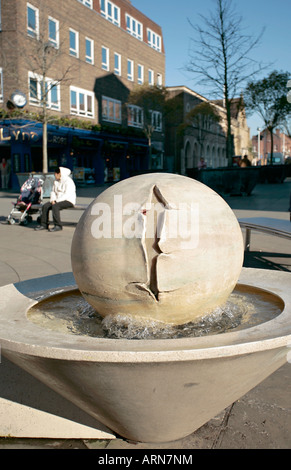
left=0, top=267, right=290, bottom=443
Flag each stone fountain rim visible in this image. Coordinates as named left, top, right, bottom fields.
left=0, top=267, right=291, bottom=362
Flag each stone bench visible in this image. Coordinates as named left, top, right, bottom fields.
left=238, top=217, right=291, bottom=252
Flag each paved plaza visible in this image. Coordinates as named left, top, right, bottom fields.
left=0, top=178, right=290, bottom=449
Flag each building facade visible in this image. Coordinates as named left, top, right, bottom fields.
left=165, top=86, right=251, bottom=174
left=211, top=97, right=250, bottom=161
left=252, top=128, right=291, bottom=165
left=165, top=86, right=226, bottom=174
left=0, top=0, right=165, bottom=187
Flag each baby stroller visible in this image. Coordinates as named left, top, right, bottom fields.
left=7, top=175, right=44, bottom=225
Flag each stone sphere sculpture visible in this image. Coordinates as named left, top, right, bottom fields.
left=71, top=173, right=244, bottom=325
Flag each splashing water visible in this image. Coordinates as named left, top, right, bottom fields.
left=28, top=287, right=283, bottom=340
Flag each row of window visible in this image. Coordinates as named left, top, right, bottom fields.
left=78, top=0, right=93, bottom=8
left=102, top=46, right=163, bottom=86
left=27, top=2, right=162, bottom=53
left=0, top=65, right=162, bottom=130
left=27, top=71, right=162, bottom=130
left=28, top=71, right=95, bottom=118
left=27, top=3, right=163, bottom=87
left=72, top=32, right=163, bottom=86
left=101, top=96, right=162, bottom=131
left=100, top=0, right=162, bottom=51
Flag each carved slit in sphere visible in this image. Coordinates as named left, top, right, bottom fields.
left=143, top=185, right=168, bottom=301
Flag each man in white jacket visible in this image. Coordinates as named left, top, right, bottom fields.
left=35, top=167, right=76, bottom=232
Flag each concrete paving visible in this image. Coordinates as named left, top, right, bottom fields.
left=0, top=177, right=290, bottom=449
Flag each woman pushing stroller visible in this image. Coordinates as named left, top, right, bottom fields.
left=35, top=167, right=76, bottom=232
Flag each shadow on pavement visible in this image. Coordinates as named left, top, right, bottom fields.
left=243, top=251, right=291, bottom=271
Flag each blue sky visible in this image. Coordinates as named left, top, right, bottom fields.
left=133, top=0, right=291, bottom=137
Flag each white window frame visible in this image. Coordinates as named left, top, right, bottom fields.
left=69, top=28, right=79, bottom=57
left=48, top=16, right=59, bottom=49
left=102, top=46, right=109, bottom=71
left=151, top=110, right=162, bottom=132
left=50, top=84, right=60, bottom=110
left=28, top=74, right=38, bottom=104
left=127, top=104, right=143, bottom=128
left=114, top=52, right=121, bottom=76
left=85, top=37, right=94, bottom=64
left=125, top=14, right=143, bottom=41
left=147, top=28, right=162, bottom=52
left=27, top=3, right=39, bottom=39
left=102, top=96, right=122, bottom=124
left=127, top=59, right=134, bottom=81
left=28, top=71, right=61, bottom=111
left=0, top=68, right=3, bottom=102
left=77, top=0, right=93, bottom=8
left=70, top=86, right=94, bottom=118
left=148, top=69, right=154, bottom=86
left=157, top=73, right=163, bottom=87
left=138, top=64, right=144, bottom=85
left=100, top=0, right=120, bottom=26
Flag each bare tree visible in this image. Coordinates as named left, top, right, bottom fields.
left=1, top=1, right=74, bottom=173
left=187, top=0, right=267, bottom=166
left=26, top=44, right=73, bottom=172
left=24, top=2, right=76, bottom=173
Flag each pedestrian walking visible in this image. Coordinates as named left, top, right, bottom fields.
left=0, top=158, right=11, bottom=189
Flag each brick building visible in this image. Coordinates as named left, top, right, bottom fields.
left=251, top=128, right=291, bottom=165
left=0, top=0, right=165, bottom=187
left=165, top=86, right=250, bottom=173
left=212, top=97, right=250, bottom=161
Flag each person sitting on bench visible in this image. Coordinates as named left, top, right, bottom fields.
left=35, top=167, right=76, bottom=232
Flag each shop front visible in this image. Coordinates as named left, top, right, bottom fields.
left=102, top=139, right=149, bottom=182
left=0, top=119, right=149, bottom=189
left=0, top=121, right=43, bottom=189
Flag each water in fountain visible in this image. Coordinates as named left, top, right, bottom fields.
left=27, top=285, right=283, bottom=340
